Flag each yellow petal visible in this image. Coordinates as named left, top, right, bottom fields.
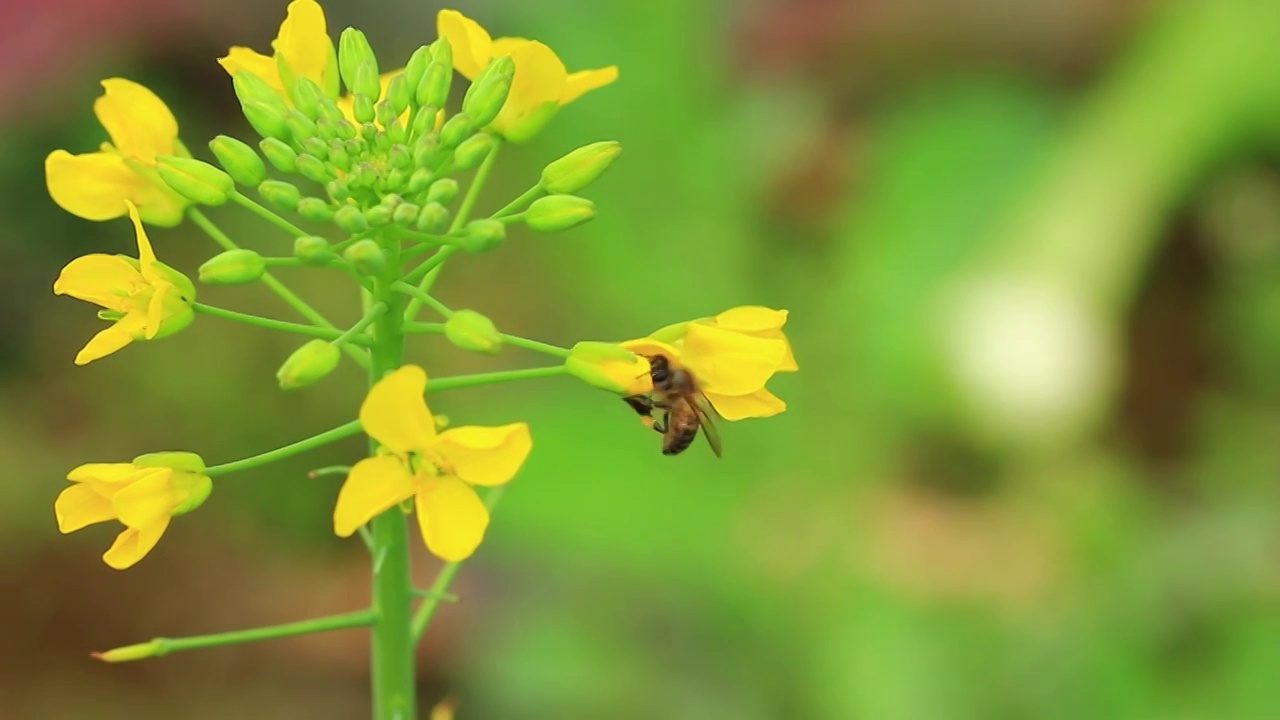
left=437, top=9, right=493, bottom=79
left=102, top=519, right=169, bottom=570
left=561, top=66, right=618, bottom=104
left=93, top=79, right=178, bottom=162
left=75, top=317, right=143, bottom=365
left=272, top=0, right=331, bottom=87
left=359, top=365, right=437, bottom=454
left=332, top=456, right=417, bottom=537
left=704, top=388, right=787, bottom=421
left=336, top=71, right=404, bottom=126
left=492, top=41, right=565, bottom=138
left=44, top=150, right=186, bottom=225
left=53, top=254, right=143, bottom=310
left=218, top=46, right=283, bottom=92
left=144, top=283, right=168, bottom=340
left=713, top=306, right=789, bottom=333
left=619, top=337, right=682, bottom=362
left=435, top=423, right=532, bottom=487
left=126, top=201, right=159, bottom=269
left=416, top=475, right=488, bottom=561
left=112, top=468, right=176, bottom=529
left=681, top=323, right=786, bottom=396
left=55, top=483, right=117, bottom=533
left=67, top=462, right=147, bottom=484
left=489, top=36, right=531, bottom=57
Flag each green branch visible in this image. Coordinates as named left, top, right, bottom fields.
left=231, top=191, right=310, bottom=238
left=403, top=321, right=570, bottom=358
left=206, top=419, right=364, bottom=477
left=93, top=609, right=375, bottom=662
left=193, top=303, right=371, bottom=345
left=426, top=365, right=567, bottom=393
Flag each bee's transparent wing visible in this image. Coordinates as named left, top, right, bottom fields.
left=691, top=392, right=723, bottom=458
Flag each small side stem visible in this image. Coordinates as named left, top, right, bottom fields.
left=389, top=281, right=453, bottom=319
left=425, top=366, right=568, bottom=393
left=93, top=609, right=374, bottom=662
left=193, top=303, right=370, bottom=345
left=231, top=191, right=311, bottom=238
left=206, top=419, right=363, bottom=477
left=402, top=322, right=570, bottom=358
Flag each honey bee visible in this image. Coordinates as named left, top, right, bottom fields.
left=622, top=354, right=722, bottom=457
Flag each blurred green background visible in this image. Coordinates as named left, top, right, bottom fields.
left=5, top=0, right=1280, bottom=717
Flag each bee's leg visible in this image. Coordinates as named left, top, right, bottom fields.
left=651, top=409, right=670, bottom=433
left=622, top=395, right=654, bottom=417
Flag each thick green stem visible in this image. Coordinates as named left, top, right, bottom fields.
left=188, top=209, right=369, bottom=370
left=205, top=420, right=363, bottom=477
left=367, top=247, right=416, bottom=720
left=93, top=609, right=374, bottom=662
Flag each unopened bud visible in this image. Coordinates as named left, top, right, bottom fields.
left=289, top=75, right=327, bottom=120
left=352, top=93, right=376, bottom=125
left=334, top=119, right=357, bottom=141
left=295, top=153, right=332, bottom=183
left=241, top=99, right=291, bottom=142
left=364, top=205, right=394, bottom=227
left=453, top=133, right=494, bottom=170
left=344, top=238, right=386, bottom=275
left=155, top=156, right=234, bottom=206
left=526, top=195, right=596, bottom=232
left=285, top=111, right=319, bottom=145
left=403, top=45, right=432, bottom=96
left=460, top=219, right=505, bottom=253
left=259, top=137, right=298, bottom=173
left=417, top=61, right=451, bottom=110
left=541, top=141, right=621, bottom=193
left=301, top=137, right=329, bottom=161
left=439, top=114, right=473, bottom=149
left=208, top=135, right=266, bottom=187
left=277, top=339, right=341, bottom=390
left=461, top=56, right=514, bottom=128
left=327, top=140, right=351, bottom=172
left=412, top=135, right=439, bottom=167
left=430, top=36, right=453, bottom=67
left=198, top=249, right=265, bottom=285
left=93, top=640, right=165, bottom=663
left=416, top=202, right=449, bottom=233
left=338, top=29, right=380, bottom=99
left=412, top=105, right=440, bottom=137
left=333, top=204, right=369, bottom=233
left=294, top=235, right=337, bottom=265
left=426, top=178, right=458, bottom=205
left=392, top=202, right=420, bottom=226
left=258, top=180, right=301, bottom=211
left=408, top=168, right=435, bottom=194
left=296, top=197, right=334, bottom=223
left=444, top=309, right=502, bottom=354
left=388, top=143, right=413, bottom=171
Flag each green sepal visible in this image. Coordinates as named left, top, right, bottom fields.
left=297, top=197, right=335, bottom=223
left=132, top=450, right=206, bottom=474
left=198, top=249, right=266, bottom=285
left=426, top=178, right=458, bottom=205
left=541, top=141, right=622, bottom=193
left=462, top=56, right=515, bottom=128
left=259, top=137, right=298, bottom=173
left=208, top=135, right=267, bottom=187
left=258, top=180, right=302, bottom=212
left=416, top=202, right=449, bottom=233
left=444, top=309, right=503, bottom=354
left=453, top=133, right=494, bottom=170
left=155, top=156, right=234, bottom=206
left=439, top=114, right=473, bottom=149
left=333, top=204, right=369, bottom=233
left=459, top=219, right=505, bottom=252
left=338, top=28, right=380, bottom=99
left=525, top=195, right=596, bottom=232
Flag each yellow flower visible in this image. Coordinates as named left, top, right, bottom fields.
left=218, top=0, right=339, bottom=101
left=622, top=306, right=796, bottom=421
left=333, top=365, right=532, bottom=561
left=53, top=202, right=196, bottom=365
left=54, top=452, right=211, bottom=570
left=437, top=9, right=618, bottom=142
left=45, top=78, right=190, bottom=226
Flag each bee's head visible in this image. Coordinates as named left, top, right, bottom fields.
left=646, top=354, right=671, bottom=384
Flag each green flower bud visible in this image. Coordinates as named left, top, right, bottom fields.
left=462, top=56, right=515, bottom=128
left=460, top=219, right=505, bottom=253
left=344, top=238, right=386, bottom=276
left=326, top=179, right=351, bottom=201
left=296, top=197, right=334, bottom=223
left=327, top=140, right=351, bottom=172
left=301, top=136, right=329, bottom=161
left=453, top=133, right=494, bottom=170
left=241, top=100, right=291, bottom=142
left=403, top=45, right=432, bottom=95
left=565, top=342, right=648, bottom=395
left=430, top=36, right=453, bottom=66
left=233, top=69, right=288, bottom=112
left=361, top=122, right=379, bottom=144
left=383, top=144, right=409, bottom=172
left=445, top=309, right=503, bottom=354
left=208, top=135, right=266, bottom=187
left=439, top=114, right=473, bottom=149
left=416, top=202, right=449, bottom=233
left=392, top=202, right=420, bottom=226
left=408, top=168, right=435, bottom=194
left=385, top=119, right=407, bottom=146
left=333, top=204, right=369, bottom=233
left=349, top=162, right=376, bottom=190
left=198, top=249, right=265, bottom=285
left=260, top=137, right=298, bottom=173
left=277, top=339, right=341, bottom=390
left=258, top=180, right=301, bottom=211
left=381, top=168, right=409, bottom=195
left=285, top=110, right=319, bottom=145
left=375, top=100, right=399, bottom=129
left=426, top=178, right=458, bottom=205
left=380, top=193, right=403, bottom=208
left=541, top=141, right=622, bottom=193
left=364, top=205, right=394, bottom=227
left=412, top=135, right=439, bottom=167
left=526, top=195, right=596, bottom=232
left=416, top=61, right=451, bottom=110
left=335, top=119, right=357, bottom=141
left=411, top=105, right=439, bottom=137
left=352, top=93, right=376, bottom=125
left=289, top=75, right=327, bottom=120
left=313, top=117, right=336, bottom=141
left=294, top=235, right=337, bottom=265
left=338, top=28, right=380, bottom=99
left=295, top=154, right=332, bottom=184
left=155, top=156, right=234, bottom=206
left=133, top=450, right=206, bottom=474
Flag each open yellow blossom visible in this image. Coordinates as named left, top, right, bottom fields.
left=218, top=0, right=339, bottom=101
left=438, top=9, right=618, bottom=142
left=333, top=365, right=532, bottom=561
left=45, top=79, right=190, bottom=226
left=54, top=452, right=211, bottom=570
left=53, top=202, right=196, bottom=365
left=621, top=306, right=796, bottom=421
